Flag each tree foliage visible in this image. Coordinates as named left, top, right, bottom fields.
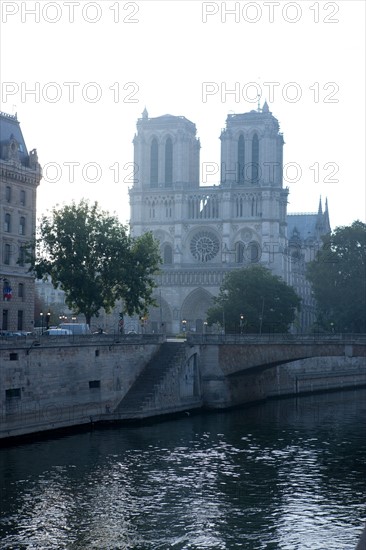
left=207, top=265, right=301, bottom=333
left=306, top=220, right=366, bottom=332
left=31, top=200, right=161, bottom=325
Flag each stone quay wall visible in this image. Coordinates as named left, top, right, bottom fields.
left=0, top=336, right=162, bottom=439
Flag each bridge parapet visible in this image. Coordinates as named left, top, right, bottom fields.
left=188, top=333, right=366, bottom=347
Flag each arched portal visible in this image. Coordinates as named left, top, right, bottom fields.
left=180, top=288, right=215, bottom=333
left=147, top=295, right=173, bottom=334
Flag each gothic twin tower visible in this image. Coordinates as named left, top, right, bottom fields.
left=129, top=104, right=328, bottom=333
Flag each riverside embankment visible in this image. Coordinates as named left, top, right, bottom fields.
left=1, top=333, right=365, bottom=441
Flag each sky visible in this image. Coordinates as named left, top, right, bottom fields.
left=1, top=0, right=365, bottom=229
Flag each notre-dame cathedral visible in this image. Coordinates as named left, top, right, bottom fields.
left=129, top=103, right=330, bottom=334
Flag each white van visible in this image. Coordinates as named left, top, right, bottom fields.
left=43, top=328, right=72, bottom=336
left=59, top=323, right=91, bottom=335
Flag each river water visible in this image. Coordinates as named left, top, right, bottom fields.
left=0, top=388, right=365, bottom=550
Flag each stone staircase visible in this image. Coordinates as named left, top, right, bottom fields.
left=114, top=342, right=186, bottom=416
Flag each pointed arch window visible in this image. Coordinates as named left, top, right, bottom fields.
left=163, top=244, right=173, bottom=265
left=249, top=242, right=260, bottom=263
left=235, top=196, right=243, bottom=217
left=150, top=138, right=158, bottom=187
left=165, top=137, right=173, bottom=187
left=236, top=242, right=245, bottom=263
left=165, top=199, right=172, bottom=218
left=251, top=197, right=256, bottom=217
left=251, top=133, right=259, bottom=183
left=149, top=201, right=156, bottom=219
left=237, top=135, right=245, bottom=184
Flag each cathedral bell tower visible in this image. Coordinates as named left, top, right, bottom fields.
left=132, top=109, right=200, bottom=189
left=220, top=101, right=284, bottom=187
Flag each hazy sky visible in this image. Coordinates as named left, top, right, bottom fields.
left=1, top=0, right=365, bottom=229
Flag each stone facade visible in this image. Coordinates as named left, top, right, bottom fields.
left=0, top=112, right=42, bottom=332
left=129, top=105, right=330, bottom=334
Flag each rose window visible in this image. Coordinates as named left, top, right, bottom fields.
left=190, top=231, right=220, bottom=262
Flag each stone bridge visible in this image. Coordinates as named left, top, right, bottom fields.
left=188, top=334, right=366, bottom=376
left=185, top=334, right=366, bottom=409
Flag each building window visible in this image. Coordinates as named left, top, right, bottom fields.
left=20, top=189, right=26, bottom=206
left=2, top=309, right=9, bottom=330
left=251, top=133, right=259, bottom=183
left=18, top=246, right=26, bottom=266
left=165, top=137, right=173, bottom=186
left=163, top=244, right=173, bottom=265
left=190, top=231, right=220, bottom=263
left=150, top=138, right=158, bottom=187
left=4, top=213, right=11, bottom=232
left=237, top=134, right=245, bottom=184
left=89, top=380, right=101, bottom=389
left=6, top=186, right=11, bottom=202
left=18, top=283, right=24, bottom=299
left=4, top=244, right=11, bottom=265
left=6, top=388, right=21, bottom=398
left=17, top=310, right=23, bottom=331
left=19, top=217, right=26, bottom=235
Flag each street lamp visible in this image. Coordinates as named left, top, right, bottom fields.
left=259, top=297, right=265, bottom=336
left=182, top=319, right=187, bottom=334
left=46, top=310, right=51, bottom=330
left=222, top=289, right=229, bottom=335
left=40, top=312, right=44, bottom=334
left=240, top=313, right=244, bottom=335
left=203, top=321, right=208, bottom=334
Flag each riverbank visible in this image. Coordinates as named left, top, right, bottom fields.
left=1, top=335, right=365, bottom=442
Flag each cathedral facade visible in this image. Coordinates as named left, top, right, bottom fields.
left=129, top=104, right=330, bottom=334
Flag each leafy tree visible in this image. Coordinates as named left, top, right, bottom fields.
left=207, top=265, right=301, bottom=333
left=30, top=200, right=161, bottom=326
left=306, top=220, right=366, bottom=333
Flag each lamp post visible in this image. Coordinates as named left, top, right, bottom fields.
left=159, top=289, right=163, bottom=333
left=40, top=312, right=44, bottom=335
left=222, top=289, right=229, bottom=335
left=182, top=319, right=187, bottom=334
left=259, top=297, right=265, bottom=336
left=46, top=310, right=51, bottom=330
left=240, top=313, right=244, bottom=335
